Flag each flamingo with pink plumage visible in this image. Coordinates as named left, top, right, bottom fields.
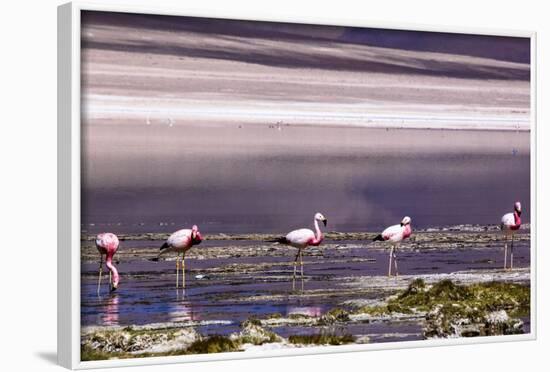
left=500, top=201, right=522, bottom=270
left=270, top=212, right=327, bottom=291
left=152, top=225, right=203, bottom=288
left=95, top=233, right=120, bottom=294
left=373, top=216, right=412, bottom=277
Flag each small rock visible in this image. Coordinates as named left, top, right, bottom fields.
left=232, top=319, right=282, bottom=345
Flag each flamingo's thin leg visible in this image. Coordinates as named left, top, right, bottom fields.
left=97, top=255, right=104, bottom=295
left=300, top=250, right=304, bottom=292
left=109, top=270, right=112, bottom=286
left=176, top=253, right=180, bottom=289
left=504, top=236, right=508, bottom=270
left=182, top=254, right=186, bottom=288
left=388, top=246, right=394, bottom=277
left=510, top=234, right=514, bottom=270
left=393, top=248, right=399, bottom=276
left=300, top=251, right=304, bottom=278
left=292, top=251, right=300, bottom=291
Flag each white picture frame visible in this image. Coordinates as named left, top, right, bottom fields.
left=58, top=1, right=537, bottom=369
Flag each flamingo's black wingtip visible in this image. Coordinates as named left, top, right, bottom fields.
left=373, top=234, right=384, bottom=242
left=266, top=237, right=289, bottom=244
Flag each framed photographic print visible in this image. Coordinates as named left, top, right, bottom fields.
left=58, top=1, right=536, bottom=369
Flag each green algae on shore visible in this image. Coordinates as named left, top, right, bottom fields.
left=81, top=318, right=286, bottom=361
left=81, top=314, right=359, bottom=361
left=186, top=335, right=242, bottom=354
left=288, top=333, right=356, bottom=346
left=357, top=279, right=530, bottom=316
left=317, top=308, right=351, bottom=325
left=356, top=279, right=529, bottom=338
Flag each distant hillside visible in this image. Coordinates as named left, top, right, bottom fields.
left=341, top=28, right=529, bottom=64
left=82, top=11, right=530, bottom=81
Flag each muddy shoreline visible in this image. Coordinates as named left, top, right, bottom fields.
left=81, top=271, right=530, bottom=360
left=81, top=224, right=531, bottom=241
left=81, top=227, right=530, bottom=261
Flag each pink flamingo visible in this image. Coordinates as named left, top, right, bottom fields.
left=271, top=212, right=327, bottom=291
left=373, top=216, right=412, bottom=276
left=95, top=233, right=120, bottom=294
left=500, top=201, right=522, bottom=270
left=153, top=225, right=203, bottom=288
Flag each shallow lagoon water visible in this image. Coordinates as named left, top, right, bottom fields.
left=81, top=233, right=531, bottom=340
left=81, top=126, right=530, bottom=235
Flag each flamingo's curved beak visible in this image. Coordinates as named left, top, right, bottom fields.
left=193, top=232, right=203, bottom=244
left=323, top=219, right=327, bottom=227
left=515, top=206, right=522, bottom=215
left=110, top=283, right=118, bottom=292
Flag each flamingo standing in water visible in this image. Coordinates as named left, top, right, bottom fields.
left=500, top=201, right=522, bottom=270
left=270, top=212, right=327, bottom=291
left=95, top=233, right=120, bottom=294
left=373, top=216, right=412, bottom=277
left=153, top=225, right=203, bottom=288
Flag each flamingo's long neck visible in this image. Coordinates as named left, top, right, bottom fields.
left=514, top=211, right=521, bottom=227
left=311, top=219, right=324, bottom=245
left=403, top=224, right=412, bottom=239
left=105, top=253, right=119, bottom=285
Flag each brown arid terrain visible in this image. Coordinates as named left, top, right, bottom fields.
left=81, top=12, right=530, bottom=130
